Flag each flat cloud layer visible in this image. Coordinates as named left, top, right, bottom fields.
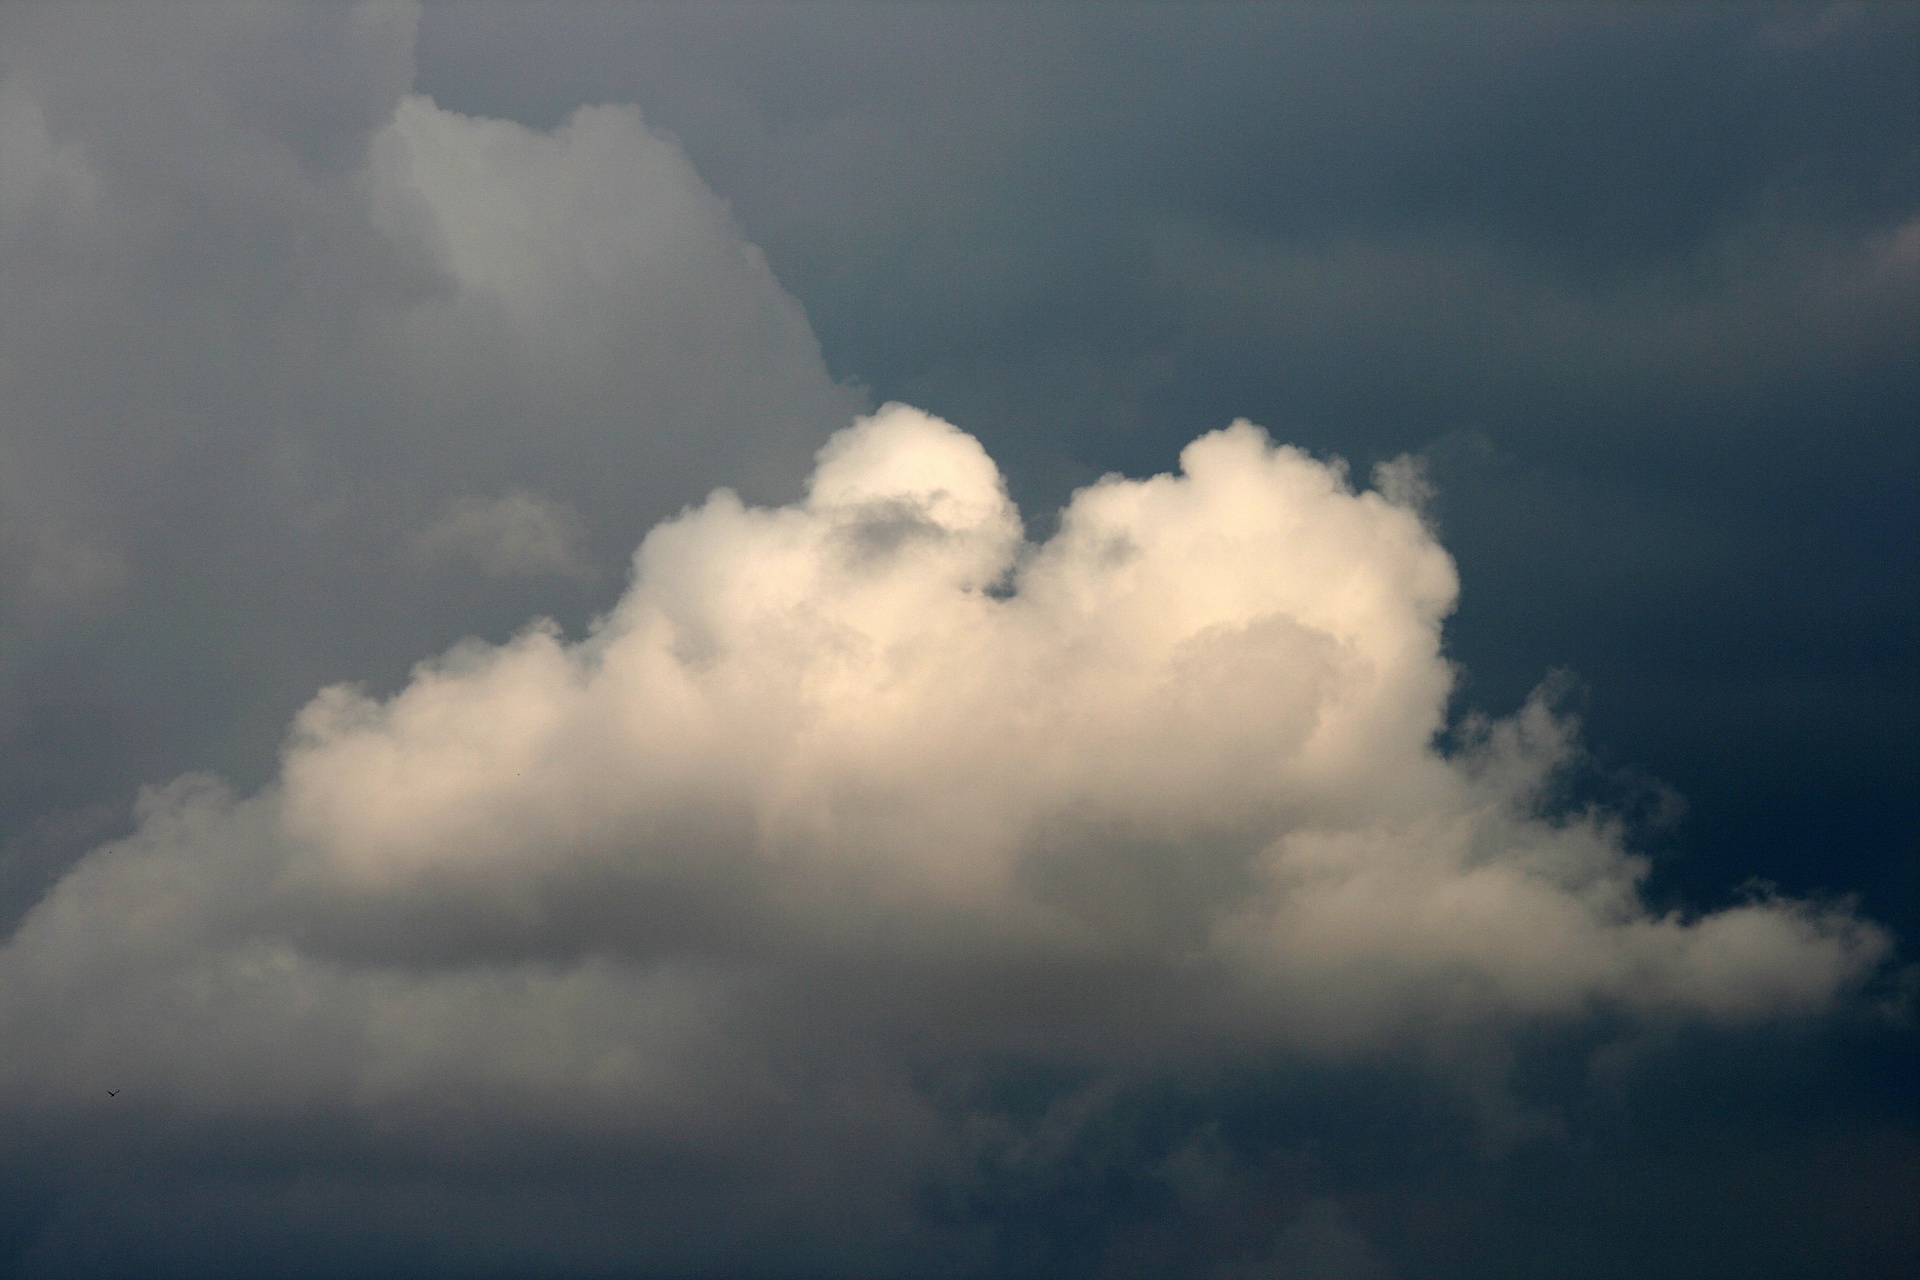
left=0, top=405, right=1887, bottom=1275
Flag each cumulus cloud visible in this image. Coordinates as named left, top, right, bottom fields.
left=0, top=406, right=1888, bottom=1274
left=3, top=5, right=1908, bottom=1272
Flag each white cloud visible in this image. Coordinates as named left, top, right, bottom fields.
left=0, top=406, right=1888, bottom=1270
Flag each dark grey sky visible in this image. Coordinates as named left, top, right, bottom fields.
left=2, top=4, right=1915, bottom=1277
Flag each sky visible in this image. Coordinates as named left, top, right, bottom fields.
left=0, top=3, right=1915, bottom=1277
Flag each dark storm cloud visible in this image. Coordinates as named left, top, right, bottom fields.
left=0, top=1, right=859, bottom=923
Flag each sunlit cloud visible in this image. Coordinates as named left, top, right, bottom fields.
left=2, top=408, right=1886, bottom=1272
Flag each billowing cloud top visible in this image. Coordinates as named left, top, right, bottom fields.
left=2, top=408, right=1886, bottom=1271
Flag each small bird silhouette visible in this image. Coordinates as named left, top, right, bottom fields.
left=106, top=1090, right=118, bottom=1097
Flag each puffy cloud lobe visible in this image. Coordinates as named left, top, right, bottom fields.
left=2, top=409, right=1886, bottom=1190
left=279, top=409, right=1457, bottom=912
left=271, top=408, right=1882, bottom=1027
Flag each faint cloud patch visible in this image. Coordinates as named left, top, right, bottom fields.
left=1218, top=1199, right=1392, bottom=1280
left=0, top=76, right=99, bottom=219
left=0, top=521, right=127, bottom=620
left=1370, top=453, right=1434, bottom=520
left=405, top=490, right=593, bottom=581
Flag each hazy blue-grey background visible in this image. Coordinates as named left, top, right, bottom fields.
left=2, top=3, right=1914, bottom=1277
